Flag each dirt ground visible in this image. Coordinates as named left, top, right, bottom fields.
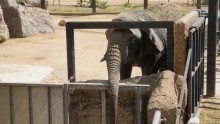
left=0, top=14, right=121, bottom=83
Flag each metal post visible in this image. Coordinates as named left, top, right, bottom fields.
left=207, top=0, right=218, bottom=97
left=152, top=110, right=161, bottom=124
left=63, top=83, right=69, bottom=124
left=167, top=22, right=174, bottom=71
left=144, top=0, right=148, bottom=10
left=135, top=87, right=142, bottom=124
left=66, top=23, right=76, bottom=82
left=41, top=0, right=46, bottom=9
left=92, top=0, right=96, bottom=14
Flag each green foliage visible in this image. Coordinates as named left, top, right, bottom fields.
left=76, top=0, right=108, bottom=9
left=77, top=0, right=89, bottom=7
left=191, top=0, right=208, bottom=5
left=123, top=2, right=131, bottom=8
left=16, top=0, right=23, bottom=4
left=96, top=1, right=108, bottom=9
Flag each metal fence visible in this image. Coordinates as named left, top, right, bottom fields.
left=0, top=83, right=69, bottom=124
left=187, top=16, right=206, bottom=118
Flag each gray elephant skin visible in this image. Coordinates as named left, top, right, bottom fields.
left=101, top=11, right=167, bottom=124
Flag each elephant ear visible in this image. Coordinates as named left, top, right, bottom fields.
left=141, top=28, right=166, bottom=53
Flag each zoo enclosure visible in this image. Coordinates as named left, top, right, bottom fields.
left=65, top=21, right=174, bottom=123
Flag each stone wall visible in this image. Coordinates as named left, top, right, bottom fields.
left=0, top=6, right=9, bottom=42
left=174, top=11, right=199, bottom=75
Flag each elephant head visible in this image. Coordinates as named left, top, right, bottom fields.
left=101, top=12, right=167, bottom=124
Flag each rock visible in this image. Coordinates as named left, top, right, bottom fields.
left=0, top=0, right=18, bottom=7
left=2, top=5, right=54, bottom=38
left=0, top=6, right=9, bottom=42
left=147, top=3, right=191, bottom=21
left=58, top=20, right=66, bottom=26
left=147, top=71, right=187, bottom=124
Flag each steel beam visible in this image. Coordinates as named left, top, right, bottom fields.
left=207, top=0, right=218, bottom=97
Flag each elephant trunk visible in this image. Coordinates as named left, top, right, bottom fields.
left=106, top=43, right=122, bottom=124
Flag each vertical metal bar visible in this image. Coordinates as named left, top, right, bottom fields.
left=66, top=24, right=76, bottom=82
left=41, top=0, right=46, bottom=9
left=207, top=0, right=218, bottom=97
left=48, top=87, right=52, bottom=124
left=135, top=87, right=142, bottom=124
left=152, top=110, right=161, bottom=124
left=144, top=0, right=148, bottom=10
left=101, top=90, right=106, bottom=124
left=92, top=0, right=96, bottom=14
left=167, top=23, right=174, bottom=71
left=192, top=32, right=196, bottom=113
left=9, top=86, right=14, bottom=124
left=175, top=49, right=192, bottom=124
left=188, top=31, right=193, bottom=117
left=29, top=87, right=33, bottom=124
left=63, top=83, right=69, bottom=124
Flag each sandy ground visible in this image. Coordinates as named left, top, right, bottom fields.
left=0, top=14, right=142, bottom=83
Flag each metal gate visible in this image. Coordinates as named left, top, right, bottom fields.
left=0, top=83, right=69, bottom=124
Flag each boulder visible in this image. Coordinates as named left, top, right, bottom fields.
left=0, top=0, right=18, bottom=7
left=147, top=71, right=187, bottom=124
left=0, top=6, right=9, bottom=42
left=2, top=5, right=53, bottom=38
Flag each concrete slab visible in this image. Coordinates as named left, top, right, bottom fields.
left=216, top=78, right=220, bottom=96
left=0, top=64, right=53, bottom=83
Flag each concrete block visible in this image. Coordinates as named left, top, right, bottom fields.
left=0, top=64, right=53, bottom=83
left=147, top=71, right=187, bottom=124
left=174, top=11, right=199, bottom=75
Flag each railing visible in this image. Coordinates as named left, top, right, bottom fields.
left=175, top=16, right=206, bottom=124
left=187, top=16, right=205, bottom=118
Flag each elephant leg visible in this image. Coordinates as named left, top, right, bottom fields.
left=120, top=63, right=132, bottom=80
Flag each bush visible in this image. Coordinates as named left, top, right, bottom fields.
left=96, top=1, right=108, bottom=9
left=123, top=2, right=131, bottom=8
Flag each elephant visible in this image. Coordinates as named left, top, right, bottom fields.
left=101, top=11, right=167, bottom=124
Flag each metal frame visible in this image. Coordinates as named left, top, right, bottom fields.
left=66, top=21, right=174, bottom=81
left=66, top=21, right=174, bottom=124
